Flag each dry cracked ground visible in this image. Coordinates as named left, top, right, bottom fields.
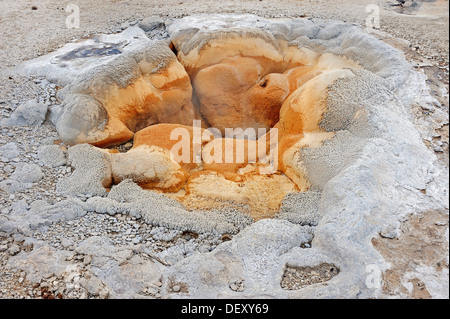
left=0, top=0, right=448, bottom=299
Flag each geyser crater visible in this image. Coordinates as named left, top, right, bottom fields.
left=9, top=14, right=445, bottom=298
left=46, top=16, right=366, bottom=222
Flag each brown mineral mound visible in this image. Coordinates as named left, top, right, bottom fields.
left=55, top=23, right=362, bottom=220
left=56, top=42, right=203, bottom=147
left=193, top=56, right=290, bottom=132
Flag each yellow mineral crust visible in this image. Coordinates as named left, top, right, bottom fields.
left=183, top=171, right=299, bottom=220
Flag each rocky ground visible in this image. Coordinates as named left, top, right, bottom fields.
left=0, top=0, right=448, bottom=299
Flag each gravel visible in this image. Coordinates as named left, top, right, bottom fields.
left=32, top=213, right=223, bottom=256
left=281, top=263, right=340, bottom=290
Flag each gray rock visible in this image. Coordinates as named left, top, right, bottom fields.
left=386, top=0, right=424, bottom=14
left=32, top=199, right=87, bottom=224
left=37, top=145, right=66, bottom=167
left=0, top=142, right=20, bottom=159
left=61, top=238, right=74, bottom=249
left=75, top=237, right=163, bottom=298
left=157, top=241, right=199, bottom=266
left=1, top=199, right=86, bottom=235
left=0, top=100, right=48, bottom=127
left=55, top=94, right=109, bottom=146
left=3, top=165, right=14, bottom=173
left=138, top=17, right=165, bottom=32
left=172, top=285, right=181, bottom=292
left=15, top=27, right=152, bottom=87
left=8, top=244, right=20, bottom=256
left=379, top=224, right=400, bottom=239
left=0, top=179, right=26, bottom=194
left=0, top=163, right=43, bottom=194
left=6, top=244, right=75, bottom=283
left=10, top=163, right=43, bottom=184
left=81, top=275, right=106, bottom=296
left=150, top=227, right=181, bottom=242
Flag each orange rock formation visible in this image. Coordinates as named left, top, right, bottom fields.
left=64, top=34, right=361, bottom=220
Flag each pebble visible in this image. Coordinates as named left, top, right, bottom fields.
left=61, top=238, right=73, bottom=249
left=172, top=285, right=181, bottom=292
left=8, top=244, right=20, bottom=256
